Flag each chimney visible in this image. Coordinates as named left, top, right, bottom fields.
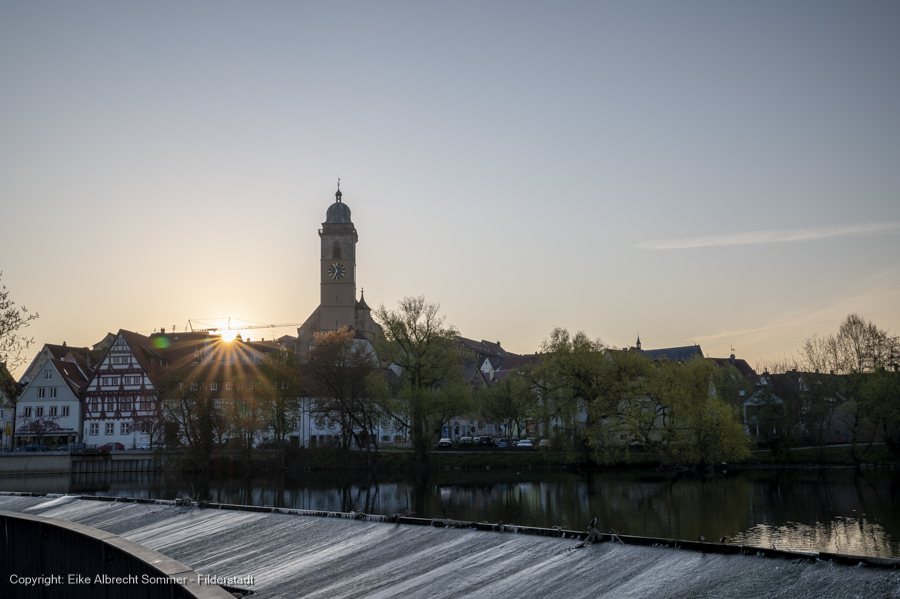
left=62, top=341, right=67, bottom=347
left=161, top=328, right=166, bottom=334
left=729, top=353, right=735, bottom=365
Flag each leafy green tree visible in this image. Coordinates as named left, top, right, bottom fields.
left=667, top=358, right=750, bottom=465
left=530, top=328, right=610, bottom=450
left=372, top=296, right=470, bottom=468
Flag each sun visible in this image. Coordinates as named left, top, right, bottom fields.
left=220, top=330, right=239, bottom=342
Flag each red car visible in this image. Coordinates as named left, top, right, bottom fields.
left=98, top=442, right=126, bottom=452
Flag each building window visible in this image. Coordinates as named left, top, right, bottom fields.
left=332, top=242, right=341, bottom=259
left=226, top=382, right=232, bottom=390
left=44, top=370, right=52, bottom=380
left=50, top=406, right=58, bottom=416
left=62, top=406, right=70, bottom=417
left=141, top=398, right=151, bottom=411
left=190, top=382, right=197, bottom=391
left=121, top=422, right=130, bottom=435
left=24, top=407, right=32, bottom=417
left=122, top=398, right=133, bottom=411
left=210, top=382, right=218, bottom=391
left=106, top=398, right=116, bottom=412
left=36, top=407, right=44, bottom=417
left=105, top=423, right=114, bottom=435
left=90, top=423, right=99, bottom=435
left=38, top=388, right=46, bottom=399
left=49, top=388, right=57, bottom=398
left=0, top=409, right=3, bottom=418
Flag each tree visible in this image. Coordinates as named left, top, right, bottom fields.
left=0, top=272, right=40, bottom=371
left=476, top=370, right=537, bottom=440
left=304, top=327, right=382, bottom=466
left=665, top=358, right=750, bottom=466
left=17, top=414, right=62, bottom=447
left=372, top=296, right=470, bottom=468
left=531, top=328, right=620, bottom=452
left=256, top=349, right=302, bottom=446
left=158, top=367, right=220, bottom=471
left=224, top=381, right=266, bottom=462
left=801, top=314, right=899, bottom=374
left=132, top=403, right=166, bottom=449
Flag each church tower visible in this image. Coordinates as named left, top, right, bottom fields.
left=297, top=183, right=375, bottom=357
left=318, top=182, right=357, bottom=332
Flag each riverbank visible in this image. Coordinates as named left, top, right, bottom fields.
left=206, top=443, right=900, bottom=474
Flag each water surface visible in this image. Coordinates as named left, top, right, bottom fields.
left=2, top=467, right=897, bottom=558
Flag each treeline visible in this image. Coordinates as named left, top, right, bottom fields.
left=141, top=300, right=900, bottom=472
left=753, top=314, right=900, bottom=463
left=479, top=329, right=752, bottom=466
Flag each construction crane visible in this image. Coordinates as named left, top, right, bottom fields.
left=186, top=318, right=302, bottom=334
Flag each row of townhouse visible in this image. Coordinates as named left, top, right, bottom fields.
left=5, top=329, right=294, bottom=449
left=4, top=326, right=407, bottom=450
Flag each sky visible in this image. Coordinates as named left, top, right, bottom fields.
left=1, top=1, right=898, bottom=377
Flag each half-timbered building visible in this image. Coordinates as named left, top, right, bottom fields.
left=82, top=330, right=169, bottom=448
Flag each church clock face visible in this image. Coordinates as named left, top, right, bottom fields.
left=328, top=263, right=345, bottom=280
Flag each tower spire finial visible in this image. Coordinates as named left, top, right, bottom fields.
left=335, top=178, right=342, bottom=202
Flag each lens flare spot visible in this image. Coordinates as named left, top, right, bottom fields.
left=153, top=337, right=171, bottom=349
left=220, top=330, right=238, bottom=342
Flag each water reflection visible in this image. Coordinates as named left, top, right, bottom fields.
left=3, top=468, right=897, bottom=558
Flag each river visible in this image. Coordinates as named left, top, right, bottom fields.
left=1, top=466, right=897, bottom=559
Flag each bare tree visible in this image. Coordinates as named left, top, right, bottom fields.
left=17, top=414, right=62, bottom=447
left=801, top=314, right=899, bottom=374
left=305, top=327, right=382, bottom=466
left=0, top=272, right=40, bottom=371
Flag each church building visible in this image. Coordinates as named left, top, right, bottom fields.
left=296, top=184, right=377, bottom=358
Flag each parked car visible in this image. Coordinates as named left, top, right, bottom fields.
left=58, top=443, right=86, bottom=454
left=477, top=437, right=494, bottom=447
left=16, top=443, right=49, bottom=452
left=516, top=439, right=534, bottom=449
left=497, top=440, right=509, bottom=448
left=538, top=439, right=551, bottom=450
left=436, top=438, right=453, bottom=448
left=98, top=442, right=126, bottom=452
left=456, top=437, right=474, bottom=447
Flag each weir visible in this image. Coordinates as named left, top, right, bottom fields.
left=1, top=492, right=897, bottom=598
left=0, top=454, right=161, bottom=475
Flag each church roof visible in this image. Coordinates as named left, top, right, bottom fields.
left=356, top=289, right=371, bottom=311
left=325, top=185, right=352, bottom=223
left=639, top=345, right=704, bottom=361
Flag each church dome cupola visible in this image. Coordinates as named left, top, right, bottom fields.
left=325, top=181, right=352, bottom=223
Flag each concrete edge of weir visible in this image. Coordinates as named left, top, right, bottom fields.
left=3, top=490, right=898, bottom=570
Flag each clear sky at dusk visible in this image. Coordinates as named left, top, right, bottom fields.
left=1, top=1, right=898, bottom=376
